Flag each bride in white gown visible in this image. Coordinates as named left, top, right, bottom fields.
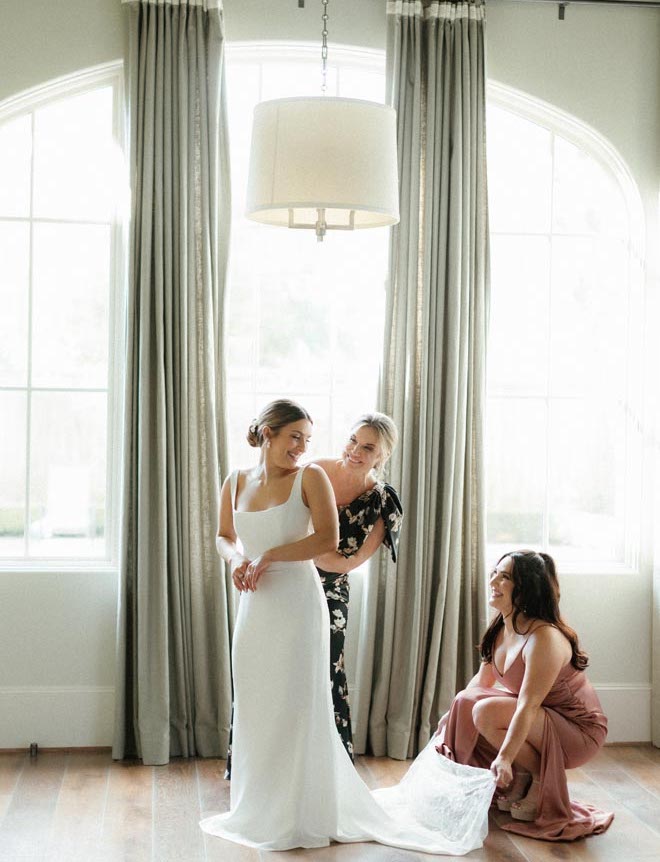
left=200, top=400, right=494, bottom=854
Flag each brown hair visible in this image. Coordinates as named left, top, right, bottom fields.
left=246, top=399, right=312, bottom=448
left=351, top=412, right=398, bottom=474
left=480, top=549, right=589, bottom=671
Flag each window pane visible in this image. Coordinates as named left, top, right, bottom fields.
left=226, top=63, right=260, bottom=218
left=225, top=49, right=388, bottom=467
left=0, top=114, right=31, bottom=217
left=0, top=222, right=30, bottom=386
left=260, top=61, right=335, bottom=99
left=488, top=235, right=550, bottom=396
left=487, top=105, right=552, bottom=234
left=33, top=86, right=119, bottom=222
left=28, top=391, right=107, bottom=558
left=0, top=391, right=27, bottom=557
left=553, top=136, right=628, bottom=237
left=337, top=67, right=384, bottom=101
left=550, top=236, right=627, bottom=397
left=31, top=222, right=110, bottom=388
left=486, top=398, right=546, bottom=550
left=487, top=92, right=640, bottom=570
left=548, top=398, right=625, bottom=563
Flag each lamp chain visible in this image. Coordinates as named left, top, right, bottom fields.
left=321, top=0, right=329, bottom=94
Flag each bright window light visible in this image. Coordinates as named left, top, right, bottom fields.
left=224, top=45, right=389, bottom=463
left=486, top=87, right=644, bottom=572
left=0, top=65, right=124, bottom=564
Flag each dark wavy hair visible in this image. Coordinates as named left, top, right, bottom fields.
left=480, top=549, right=589, bottom=671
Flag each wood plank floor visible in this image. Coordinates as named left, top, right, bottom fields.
left=0, top=744, right=659, bottom=861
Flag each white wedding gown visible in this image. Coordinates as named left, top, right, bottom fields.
left=200, top=468, right=495, bottom=854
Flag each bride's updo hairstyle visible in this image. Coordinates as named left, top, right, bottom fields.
left=352, top=412, right=398, bottom=475
left=247, top=399, right=312, bottom=448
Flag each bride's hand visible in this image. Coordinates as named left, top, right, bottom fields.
left=230, top=556, right=249, bottom=592
left=244, top=552, right=272, bottom=591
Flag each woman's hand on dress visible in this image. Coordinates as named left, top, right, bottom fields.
left=490, top=754, right=514, bottom=789
left=244, top=553, right=272, bottom=591
left=230, top=555, right=249, bottom=592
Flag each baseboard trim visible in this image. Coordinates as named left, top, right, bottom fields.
left=0, top=683, right=653, bottom=747
left=0, top=685, right=115, bottom=748
left=593, top=683, right=651, bottom=743
left=0, top=745, right=112, bottom=754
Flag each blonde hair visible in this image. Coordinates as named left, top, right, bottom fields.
left=247, top=399, right=312, bottom=448
left=351, top=412, right=398, bottom=473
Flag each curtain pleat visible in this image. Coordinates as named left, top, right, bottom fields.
left=113, top=0, right=232, bottom=765
left=357, top=0, right=489, bottom=760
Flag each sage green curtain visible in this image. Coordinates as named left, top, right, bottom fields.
left=113, top=0, right=232, bottom=765
left=363, top=0, right=490, bottom=760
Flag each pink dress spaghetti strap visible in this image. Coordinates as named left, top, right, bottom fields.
left=436, top=634, right=614, bottom=841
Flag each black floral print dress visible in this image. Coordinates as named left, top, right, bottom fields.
left=224, top=482, right=403, bottom=778
left=316, top=483, right=403, bottom=759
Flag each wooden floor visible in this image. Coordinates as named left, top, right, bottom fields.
left=1, top=744, right=659, bottom=861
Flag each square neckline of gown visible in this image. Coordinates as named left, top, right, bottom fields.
left=232, top=467, right=305, bottom=514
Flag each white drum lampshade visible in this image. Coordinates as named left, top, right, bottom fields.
left=245, top=96, right=400, bottom=240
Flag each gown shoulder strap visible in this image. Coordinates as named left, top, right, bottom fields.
left=293, top=465, right=306, bottom=499
left=522, top=622, right=556, bottom=647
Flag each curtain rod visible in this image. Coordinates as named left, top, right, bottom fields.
left=507, top=0, right=660, bottom=8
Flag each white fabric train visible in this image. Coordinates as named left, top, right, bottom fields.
left=200, top=468, right=495, bottom=854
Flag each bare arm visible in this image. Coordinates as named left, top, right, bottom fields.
left=216, top=475, right=250, bottom=591
left=435, top=662, right=497, bottom=735
left=466, top=661, right=497, bottom=690
left=314, top=518, right=386, bottom=573
left=490, top=627, right=569, bottom=786
left=244, top=465, right=339, bottom=590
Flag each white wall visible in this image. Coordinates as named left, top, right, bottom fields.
left=0, top=0, right=125, bottom=104
left=486, top=0, right=660, bottom=743
left=1, top=0, right=658, bottom=748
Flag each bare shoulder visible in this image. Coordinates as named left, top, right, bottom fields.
left=221, top=469, right=239, bottom=493
left=311, top=458, right=341, bottom=478
left=303, top=462, right=331, bottom=485
left=301, top=463, right=334, bottom=509
left=312, top=457, right=337, bottom=469
left=526, top=623, right=572, bottom=659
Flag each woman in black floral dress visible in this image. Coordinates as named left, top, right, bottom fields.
left=313, top=413, right=403, bottom=760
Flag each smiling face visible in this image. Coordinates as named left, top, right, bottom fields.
left=264, top=419, right=312, bottom=469
left=489, top=555, right=515, bottom=617
left=342, top=424, right=383, bottom=475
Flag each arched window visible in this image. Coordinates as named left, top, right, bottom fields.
left=486, top=83, right=644, bottom=572
left=0, top=63, right=125, bottom=563
left=224, top=44, right=389, bottom=462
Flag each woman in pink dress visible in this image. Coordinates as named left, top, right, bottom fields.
left=435, top=549, right=614, bottom=841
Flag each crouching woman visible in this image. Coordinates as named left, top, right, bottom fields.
left=435, top=550, right=613, bottom=841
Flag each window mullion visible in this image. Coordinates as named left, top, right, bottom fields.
left=23, top=111, right=37, bottom=558
left=543, top=133, right=556, bottom=552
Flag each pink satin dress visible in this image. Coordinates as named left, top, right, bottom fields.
left=437, top=634, right=614, bottom=841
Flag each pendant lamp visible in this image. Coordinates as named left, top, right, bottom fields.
left=245, top=0, right=400, bottom=242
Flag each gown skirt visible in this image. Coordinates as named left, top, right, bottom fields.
left=199, top=468, right=495, bottom=854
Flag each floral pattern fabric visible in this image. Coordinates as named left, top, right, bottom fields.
left=318, top=483, right=403, bottom=759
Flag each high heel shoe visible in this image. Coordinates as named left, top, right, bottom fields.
left=495, top=771, right=531, bottom=812
left=510, top=779, right=540, bottom=822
